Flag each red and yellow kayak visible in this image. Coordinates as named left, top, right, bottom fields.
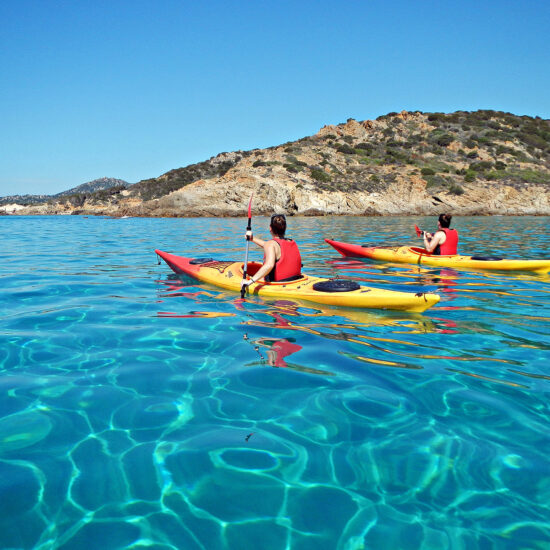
left=155, top=249, right=440, bottom=312
left=325, top=239, right=550, bottom=274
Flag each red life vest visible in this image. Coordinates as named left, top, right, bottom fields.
left=265, top=238, right=302, bottom=281
left=439, top=228, right=458, bottom=255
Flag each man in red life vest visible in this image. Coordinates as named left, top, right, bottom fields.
left=241, top=214, right=302, bottom=287
left=422, top=213, right=459, bottom=255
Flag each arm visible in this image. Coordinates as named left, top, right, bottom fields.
left=242, top=240, right=278, bottom=285
left=245, top=230, right=266, bottom=248
left=423, top=230, right=446, bottom=253
left=251, top=240, right=277, bottom=281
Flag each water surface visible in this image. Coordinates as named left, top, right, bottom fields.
left=1, top=215, right=549, bottom=549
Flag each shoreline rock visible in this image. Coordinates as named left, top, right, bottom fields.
left=4, top=178, right=549, bottom=217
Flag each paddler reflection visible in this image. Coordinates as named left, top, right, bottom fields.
left=243, top=333, right=332, bottom=375
left=251, top=336, right=302, bottom=368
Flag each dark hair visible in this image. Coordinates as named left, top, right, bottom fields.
left=438, top=213, right=452, bottom=228
left=270, top=214, right=286, bottom=237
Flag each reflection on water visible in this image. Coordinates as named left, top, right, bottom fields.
left=0, top=215, right=549, bottom=549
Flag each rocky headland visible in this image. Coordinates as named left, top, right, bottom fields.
left=3, top=110, right=550, bottom=217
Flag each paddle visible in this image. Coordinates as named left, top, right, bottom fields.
left=240, top=193, right=254, bottom=298
left=414, top=224, right=424, bottom=237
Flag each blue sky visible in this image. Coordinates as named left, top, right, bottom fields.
left=1, top=0, right=549, bottom=196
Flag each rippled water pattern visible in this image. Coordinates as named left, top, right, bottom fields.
left=1, top=215, right=549, bottom=550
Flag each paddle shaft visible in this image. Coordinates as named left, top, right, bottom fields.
left=240, top=195, right=253, bottom=298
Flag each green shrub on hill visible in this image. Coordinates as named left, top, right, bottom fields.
left=469, top=161, right=493, bottom=172
left=337, top=144, right=356, bottom=154
left=513, top=169, right=549, bottom=184
left=449, top=183, right=465, bottom=195
left=311, top=168, right=332, bottom=182
left=464, top=171, right=476, bottom=182
left=355, top=142, right=373, bottom=151
left=424, top=174, right=446, bottom=188
left=436, top=134, right=454, bottom=147
left=385, top=152, right=411, bottom=164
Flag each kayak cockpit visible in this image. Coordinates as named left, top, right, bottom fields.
left=409, top=246, right=457, bottom=258
left=239, top=262, right=308, bottom=285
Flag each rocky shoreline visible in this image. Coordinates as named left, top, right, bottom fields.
left=3, top=177, right=549, bottom=218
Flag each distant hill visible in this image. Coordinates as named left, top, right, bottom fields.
left=54, top=177, right=129, bottom=197
left=0, top=177, right=129, bottom=205
left=0, top=194, right=50, bottom=206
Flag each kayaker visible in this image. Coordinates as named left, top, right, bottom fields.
left=241, top=214, right=302, bottom=286
left=422, top=214, right=458, bottom=255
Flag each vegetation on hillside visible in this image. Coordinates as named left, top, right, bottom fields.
left=56, top=185, right=127, bottom=208
left=278, top=110, right=550, bottom=196
left=128, top=154, right=249, bottom=200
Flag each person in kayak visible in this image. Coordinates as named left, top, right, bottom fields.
left=422, top=213, right=458, bottom=255
left=241, top=213, right=302, bottom=286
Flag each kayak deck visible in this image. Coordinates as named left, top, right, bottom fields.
left=325, top=239, right=550, bottom=274
left=155, top=249, right=440, bottom=313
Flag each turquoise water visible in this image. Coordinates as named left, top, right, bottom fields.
left=1, top=215, right=549, bottom=550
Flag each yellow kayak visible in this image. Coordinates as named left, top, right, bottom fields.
left=155, top=249, right=440, bottom=313
left=325, top=239, right=550, bottom=274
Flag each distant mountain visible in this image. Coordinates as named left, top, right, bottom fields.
left=0, top=177, right=129, bottom=205
left=54, top=177, right=129, bottom=197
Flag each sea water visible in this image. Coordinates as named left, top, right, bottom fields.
left=1, top=215, right=549, bottom=550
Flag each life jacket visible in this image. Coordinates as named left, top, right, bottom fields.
left=438, top=228, right=458, bottom=255
left=265, top=238, right=302, bottom=281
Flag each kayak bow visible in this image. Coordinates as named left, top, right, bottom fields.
left=155, top=249, right=440, bottom=312
left=325, top=239, right=550, bottom=274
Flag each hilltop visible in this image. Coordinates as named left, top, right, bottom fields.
left=4, top=110, right=550, bottom=216
left=54, top=177, right=129, bottom=197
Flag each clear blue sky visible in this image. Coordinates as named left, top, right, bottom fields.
left=1, top=0, right=549, bottom=196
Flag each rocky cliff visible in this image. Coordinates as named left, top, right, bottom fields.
left=6, top=110, right=550, bottom=217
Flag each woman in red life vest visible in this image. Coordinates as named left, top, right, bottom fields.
left=422, top=213, right=459, bottom=255
left=241, top=214, right=302, bottom=287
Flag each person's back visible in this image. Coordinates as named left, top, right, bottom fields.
left=423, top=213, right=458, bottom=255
left=438, top=227, right=458, bottom=255
left=267, top=237, right=302, bottom=281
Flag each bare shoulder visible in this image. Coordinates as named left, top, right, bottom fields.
left=266, top=239, right=281, bottom=257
